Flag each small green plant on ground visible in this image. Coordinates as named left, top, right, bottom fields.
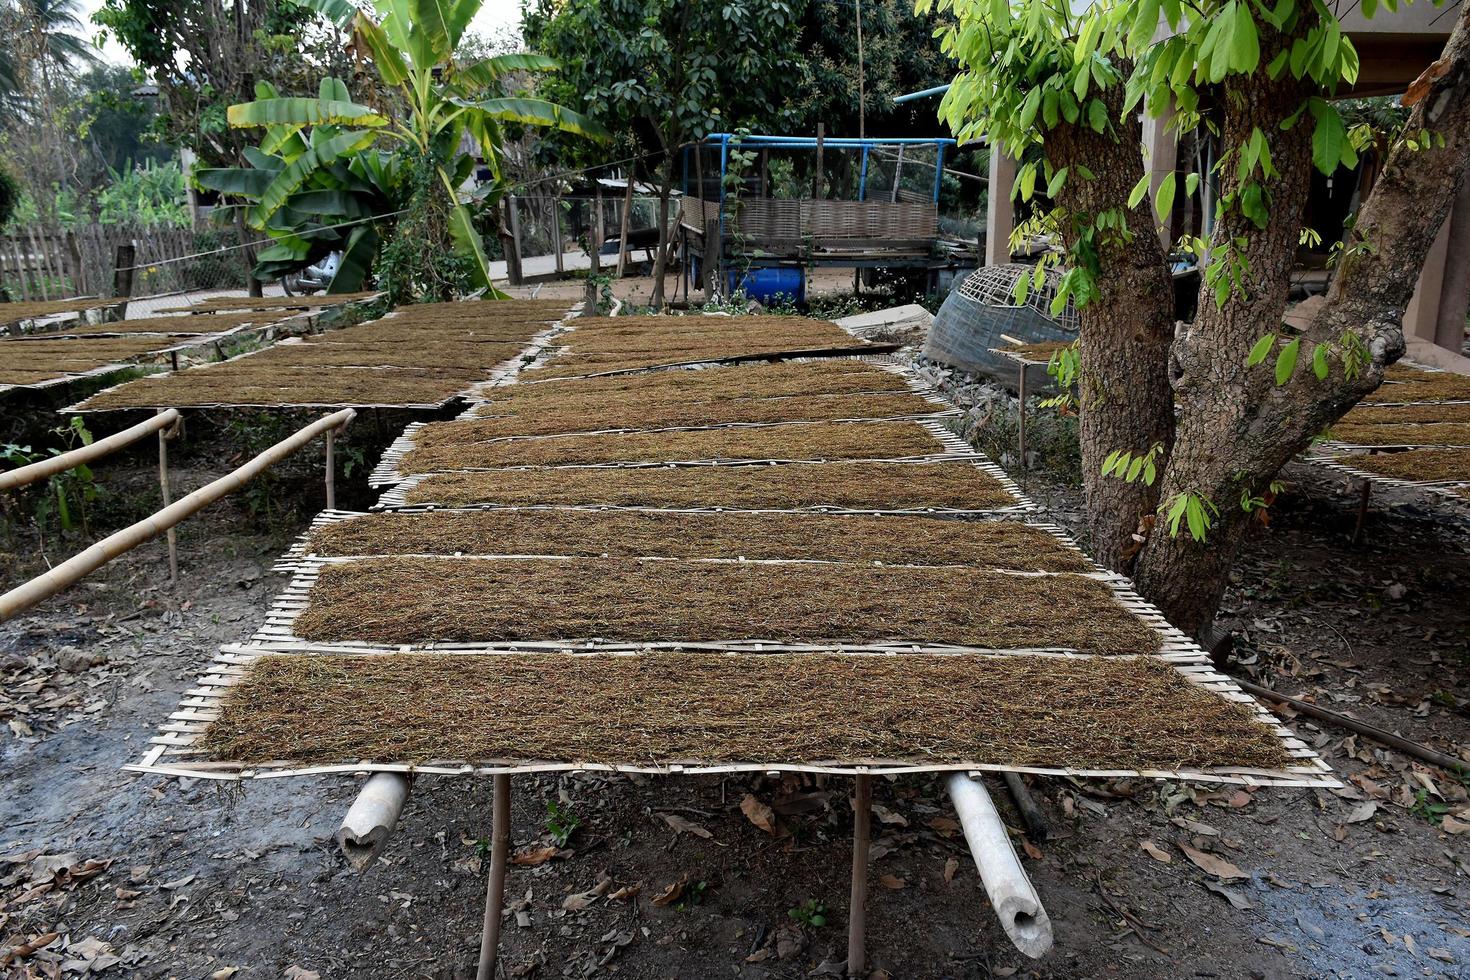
left=1, top=417, right=101, bottom=540
left=787, top=898, right=827, bottom=928
left=1409, top=789, right=1453, bottom=826
left=545, top=799, right=580, bottom=847
left=674, top=879, right=709, bottom=911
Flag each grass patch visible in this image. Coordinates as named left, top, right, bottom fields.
left=1342, top=447, right=1470, bottom=482
left=293, top=556, right=1161, bottom=654
left=402, top=460, right=1020, bottom=510
left=306, top=510, right=1089, bottom=571
left=200, top=652, right=1293, bottom=771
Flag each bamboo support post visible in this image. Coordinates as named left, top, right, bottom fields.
left=847, top=773, right=872, bottom=977
left=1237, top=678, right=1470, bottom=776
left=157, top=410, right=178, bottom=585
left=0, top=409, right=180, bottom=492
left=1002, top=772, right=1048, bottom=843
left=1016, top=362, right=1028, bottom=470
left=476, top=773, right=512, bottom=980
left=946, top=773, right=1053, bottom=959
left=0, top=408, right=356, bottom=621
left=336, top=773, right=411, bottom=872
left=325, top=426, right=337, bottom=511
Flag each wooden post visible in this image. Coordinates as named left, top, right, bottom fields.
left=113, top=242, right=137, bottom=319
left=847, top=773, right=872, bottom=977
left=157, top=410, right=178, bottom=585
left=64, top=231, right=84, bottom=299
left=814, top=123, right=826, bottom=200
left=1016, top=361, right=1028, bottom=469
left=505, top=197, right=524, bottom=286
left=586, top=184, right=604, bottom=311
left=476, top=773, right=512, bottom=980
left=615, top=172, right=635, bottom=278
left=891, top=145, right=905, bottom=203
left=25, top=226, right=51, bottom=300
left=702, top=218, right=722, bottom=299
left=324, top=426, right=337, bottom=511
left=553, top=194, right=565, bottom=276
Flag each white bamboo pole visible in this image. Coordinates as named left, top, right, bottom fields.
left=847, top=773, right=873, bottom=976
left=336, top=773, right=411, bottom=872
left=945, top=773, right=1054, bottom=959
left=0, top=409, right=181, bottom=492
left=0, top=408, right=356, bottom=621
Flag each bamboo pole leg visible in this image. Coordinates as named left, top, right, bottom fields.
left=157, top=412, right=178, bottom=585
left=847, top=773, right=872, bottom=978
left=1016, top=363, right=1028, bottom=471
left=325, top=427, right=337, bottom=511
left=1001, top=772, right=1048, bottom=843
left=476, top=773, right=512, bottom=980
left=1351, top=478, right=1372, bottom=546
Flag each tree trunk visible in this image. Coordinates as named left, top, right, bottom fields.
left=1133, top=3, right=1470, bottom=635
left=1048, top=90, right=1176, bottom=571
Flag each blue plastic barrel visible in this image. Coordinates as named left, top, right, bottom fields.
left=727, top=266, right=806, bottom=305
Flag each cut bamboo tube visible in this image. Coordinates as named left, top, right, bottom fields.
left=157, top=410, right=178, bottom=584
left=336, top=773, right=411, bottom=872
left=0, top=409, right=181, bottom=492
left=0, top=408, right=356, bottom=620
left=946, top=773, right=1053, bottom=959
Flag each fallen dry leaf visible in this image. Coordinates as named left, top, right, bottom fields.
left=877, top=874, right=906, bottom=890
left=650, top=876, right=688, bottom=907
left=1203, top=879, right=1253, bottom=910
left=1140, top=841, right=1172, bottom=864
left=740, top=795, right=778, bottom=835
left=1179, top=843, right=1247, bottom=881
left=0, top=932, right=58, bottom=967
left=927, top=816, right=960, bottom=837
left=1440, top=815, right=1470, bottom=835
left=1343, top=802, right=1377, bottom=824
left=511, top=846, right=561, bottom=867
left=211, top=969, right=240, bottom=980
left=943, top=857, right=959, bottom=883
left=1021, top=839, right=1043, bottom=861
left=871, top=804, right=908, bottom=827
left=283, top=968, right=321, bottom=980
left=658, top=813, right=713, bottom=839
left=607, top=883, right=641, bottom=901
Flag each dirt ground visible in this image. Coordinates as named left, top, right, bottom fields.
left=3, top=344, right=1470, bottom=979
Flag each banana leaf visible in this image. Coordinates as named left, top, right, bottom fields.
left=447, top=200, right=493, bottom=291
left=451, top=53, right=557, bottom=92
left=452, top=97, right=608, bottom=139
left=249, top=129, right=381, bottom=229
left=196, top=167, right=276, bottom=197
left=329, top=222, right=380, bottom=292
left=228, top=98, right=387, bottom=129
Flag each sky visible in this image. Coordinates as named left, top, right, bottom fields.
left=77, top=0, right=527, bottom=67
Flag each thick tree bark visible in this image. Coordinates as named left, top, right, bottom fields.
left=1048, top=96, right=1176, bottom=571
left=1133, top=4, right=1470, bottom=635
left=650, top=153, right=677, bottom=309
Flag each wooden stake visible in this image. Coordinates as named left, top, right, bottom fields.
left=616, top=172, right=635, bottom=278
left=476, top=773, right=512, bottom=980
left=847, top=773, right=872, bottom=977
left=1016, top=362, right=1028, bottom=470
left=325, top=426, right=337, bottom=511
left=157, top=411, right=179, bottom=586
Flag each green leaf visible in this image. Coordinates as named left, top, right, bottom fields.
left=454, top=97, right=610, bottom=139
left=1129, top=0, right=1161, bottom=50
left=1185, top=172, right=1200, bottom=196
left=1275, top=337, right=1301, bottom=385
left=1247, top=333, right=1275, bottom=366
left=1088, top=98, right=1108, bottom=132
left=1312, top=342, right=1329, bottom=380
left=1046, top=167, right=1068, bottom=199
left=227, top=98, right=387, bottom=129
left=1231, top=1, right=1260, bottom=70
left=248, top=129, right=380, bottom=229
left=1126, top=455, right=1145, bottom=482
left=286, top=0, right=358, bottom=27
left=329, top=222, right=380, bottom=292
left=1186, top=495, right=1207, bottom=541
left=1155, top=171, right=1176, bottom=221
left=1127, top=172, right=1151, bottom=209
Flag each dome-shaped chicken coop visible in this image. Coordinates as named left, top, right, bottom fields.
left=925, top=263, right=1079, bottom=383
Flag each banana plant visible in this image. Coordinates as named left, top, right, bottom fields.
left=196, top=78, right=405, bottom=292
left=222, top=0, right=607, bottom=295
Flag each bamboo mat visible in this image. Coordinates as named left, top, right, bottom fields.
left=125, top=309, right=1335, bottom=789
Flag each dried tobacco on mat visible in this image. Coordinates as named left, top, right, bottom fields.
left=527, top=342, right=877, bottom=380
left=1342, top=403, right=1470, bottom=425
left=1366, top=373, right=1470, bottom=404
left=10, top=312, right=273, bottom=336
left=399, top=420, right=946, bottom=472
left=306, top=510, right=1088, bottom=571
left=200, top=652, right=1294, bottom=771
left=158, top=291, right=381, bottom=313
left=418, top=392, right=939, bottom=443
left=1330, top=422, right=1470, bottom=447
left=1001, top=341, right=1070, bottom=361
left=1341, top=447, right=1470, bottom=482
left=402, top=460, right=1018, bottom=510
left=292, top=556, right=1161, bottom=654
left=473, top=361, right=906, bottom=417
